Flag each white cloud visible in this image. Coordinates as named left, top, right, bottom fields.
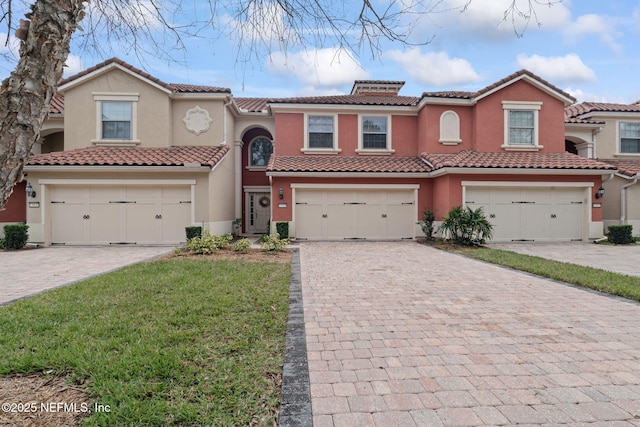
left=267, top=48, right=369, bottom=87
left=516, top=53, right=596, bottom=83
left=385, top=48, right=480, bottom=86
left=564, top=87, right=619, bottom=104
left=223, top=1, right=296, bottom=49
left=403, top=0, right=570, bottom=42
left=63, top=55, right=84, bottom=78
left=563, top=14, right=622, bottom=53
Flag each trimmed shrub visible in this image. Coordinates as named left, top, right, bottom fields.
left=420, top=209, right=436, bottom=240
left=185, top=226, right=202, bottom=241
left=233, top=238, right=252, bottom=253
left=3, top=224, right=29, bottom=250
left=607, top=224, right=634, bottom=244
left=261, top=233, right=289, bottom=252
left=438, top=206, right=493, bottom=246
left=275, top=222, right=289, bottom=239
left=0, top=238, right=5, bottom=249
left=186, top=231, right=232, bottom=254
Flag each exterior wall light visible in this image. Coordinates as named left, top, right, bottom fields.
left=25, top=182, right=36, bottom=198
left=595, top=185, right=605, bottom=199
left=279, top=187, right=284, bottom=200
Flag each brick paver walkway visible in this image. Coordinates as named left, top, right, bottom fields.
left=300, top=242, right=640, bottom=426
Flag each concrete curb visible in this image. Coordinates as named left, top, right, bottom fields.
left=278, top=248, right=313, bottom=427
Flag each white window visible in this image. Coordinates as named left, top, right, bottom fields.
left=620, top=122, right=640, bottom=154
left=93, top=93, right=139, bottom=145
left=249, top=137, right=273, bottom=167
left=303, top=114, right=340, bottom=153
left=502, top=101, right=542, bottom=151
left=439, top=111, right=461, bottom=145
left=102, top=102, right=132, bottom=139
left=357, top=115, right=394, bottom=154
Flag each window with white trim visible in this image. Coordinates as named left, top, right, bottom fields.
left=308, top=115, right=335, bottom=149
left=93, top=93, right=139, bottom=145
left=439, top=110, right=461, bottom=145
left=620, top=122, right=640, bottom=153
left=362, top=116, right=388, bottom=149
left=102, top=101, right=132, bottom=139
left=502, top=101, right=542, bottom=150
left=249, top=137, right=273, bottom=167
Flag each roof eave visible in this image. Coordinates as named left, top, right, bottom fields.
left=428, top=167, right=616, bottom=177
left=24, top=165, right=213, bottom=173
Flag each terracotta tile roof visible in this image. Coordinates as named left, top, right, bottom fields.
left=565, top=102, right=640, bottom=118
left=421, top=70, right=575, bottom=104
left=48, top=93, right=64, bottom=114
left=59, top=57, right=230, bottom=94
left=235, top=98, right=270, bottom=112
left=27, top=145, right=230, bottom=168
left=421, top=91, right=475, bottom=99
left=267, top=155, right=430, bottom=173
left=599, top=159, right=640, bottom=177
left=268, top=94, right=420, bottom=107
left=421, top=150, right=616, bottom=171
left=168, top=83, right=230, bottom=94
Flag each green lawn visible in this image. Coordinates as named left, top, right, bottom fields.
left=0, top=257, right=291, bottom=426
left=447, top=245, right=640, bottom=302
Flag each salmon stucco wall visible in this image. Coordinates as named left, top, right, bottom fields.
left=274, top=113, right=304, bottom=156
left=418, top=105, right=474, bottom=154
left=0, top=181, right=26, bottom=223
left=473, top=80, right=567, bottom=153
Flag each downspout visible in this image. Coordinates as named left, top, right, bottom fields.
left=621, top=175, right=639, bottom=223
left=594, top=174, right=615, bottom=242
left=222, top=97, right=233, bottom=145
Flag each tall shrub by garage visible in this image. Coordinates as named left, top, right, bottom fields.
left=607, top=224, right=634, bottom=244
left=185, top=226, right=202, bottom=241
left=3, top=224, right=29, bottom=250
left=275, top=222, right=289, bottom=239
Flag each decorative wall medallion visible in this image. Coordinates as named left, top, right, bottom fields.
left=183, top=106, right=213, bottom=136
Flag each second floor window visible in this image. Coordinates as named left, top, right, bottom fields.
left=362, top=116, right=388, bottom=149
left=308, top=115, right=334, bottom=149
left=508, top=110, right=534, bottom=145
left=250, top=137, right=273, bottom=167
left=620, top=122, right=640, bottom=153
left=102, top=101, right=132, bottom=140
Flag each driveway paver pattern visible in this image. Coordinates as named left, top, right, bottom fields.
left=300, top=242, right=640, bottom=426
left=0, top=246, right=172, bottom=305
left=488, top=242, right=640, bottom=277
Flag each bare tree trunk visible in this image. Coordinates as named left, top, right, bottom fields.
left=0, top=0, right=86, bottom=210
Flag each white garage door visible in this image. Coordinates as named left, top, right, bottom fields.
left=295, top=188, right=416, bottom=240
left=465, top=187, right=585, bottom=242
left=50, top=185, right=191, bottom=245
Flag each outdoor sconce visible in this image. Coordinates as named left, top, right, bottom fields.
left=25, top=182, right=36, bottom=198
left=595, top=185, right=605, bottom=199
left=279, top=187, right=284, bottom=200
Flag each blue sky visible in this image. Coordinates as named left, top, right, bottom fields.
left=1, top=0, right=639, bottom=103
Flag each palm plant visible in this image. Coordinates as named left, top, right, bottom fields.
left=439, top=206, right=493, bottom=245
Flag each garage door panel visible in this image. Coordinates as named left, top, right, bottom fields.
left=356, top=204, right=385, bottom=239
left=326, top=204, right=356, bottom=239
left=89, top=203, right=122, bottom=243
left=295, top=204, right=323, bottom=239
left=50, top=185, right=191, bottom=245
left=466, top=186, right=584, bottom=242
left=161, top=202, right=192, bottom=243
left=295, top=188, right=416, bottom=240
left=125, top=203, right=157, bottom=243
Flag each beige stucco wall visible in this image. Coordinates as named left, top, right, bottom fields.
left=171, top=98, right=228, bottom=146
left=602, top=175, right=640, bottom=236
left=593, top=116, right=640, bottom=159
left=62, top=69, right=172, bottom=150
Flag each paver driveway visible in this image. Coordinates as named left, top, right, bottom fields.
left=0, top=246, right=172, bottom=305
left=299, top=242, right=640, bottom=427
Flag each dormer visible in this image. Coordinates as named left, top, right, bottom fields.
left=350, top=80, right=405, bottom=96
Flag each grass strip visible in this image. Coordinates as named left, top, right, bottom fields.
left=0, top=257, right=290, bottom=426
left=452, top=246, right=640, bottom=302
